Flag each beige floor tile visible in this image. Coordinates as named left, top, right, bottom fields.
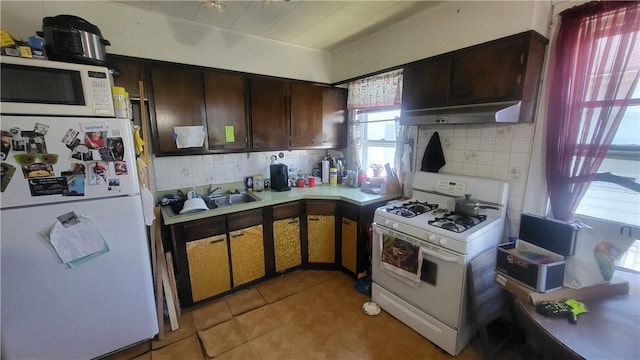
left=235, top=306, right=282, bottom=340
left=256, top=270, right=321, bottom=303
left=213, top=343, right=259, bottom=360
left=198, top=319, right=246, bottom=358
left=247, top=326, right=306, bottom=360
left=225, top=288, right=266, bottom=315
left=150, top=334, right=204, bottom=360
left=152, top=311, right=197, bottom=350
left=192, top=299, right=233, bottom=330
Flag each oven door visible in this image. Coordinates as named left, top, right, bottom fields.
left=371, top=223, right=467, bottom=329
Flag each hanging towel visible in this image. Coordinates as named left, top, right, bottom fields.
left=420, top=131, right=445, bottom=172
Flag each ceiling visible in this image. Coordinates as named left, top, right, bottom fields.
left=112, top=0, right=442, bottom=52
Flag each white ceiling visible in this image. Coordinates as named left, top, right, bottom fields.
left=112, top=0, right=442, bottom=52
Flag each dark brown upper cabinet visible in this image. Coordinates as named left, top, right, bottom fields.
left=107, top=56, right=145, bottom=99
left=322, top=87, right=347, bottom=148
left=290, top=82, right=323, bottom=148
left=204, top=71, right=248, bottom=151
left=150, top=65, right=207, bottom=154
left=402, top=31, right=548, bottom=117
left=250, top=76, right=290, bottom=150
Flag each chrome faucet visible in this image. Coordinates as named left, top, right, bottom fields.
left=207, top=185, right=223, bottom=196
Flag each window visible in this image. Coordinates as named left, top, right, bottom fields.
left=355, top=108, right=401, bottom=176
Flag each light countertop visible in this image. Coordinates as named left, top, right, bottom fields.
left=160, top=184, right=402, bottom=225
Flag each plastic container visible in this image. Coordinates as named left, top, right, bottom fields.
left=112, top=86, right=127, bottom=118
left=124, top=91, right=133, bottom=120
left=329, top=167, right=338, bottom=185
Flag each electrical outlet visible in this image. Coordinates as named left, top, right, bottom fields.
left=264, top=178, right=270, bottom=189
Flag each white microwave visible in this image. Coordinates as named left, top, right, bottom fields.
left=1, top=56, right=115, bottom=117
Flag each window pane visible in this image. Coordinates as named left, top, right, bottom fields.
left=612, top=105, right=640, bottom=145
left=366, top=121, right=396, bottom=141
left=364, top=146, right=395, bottom=175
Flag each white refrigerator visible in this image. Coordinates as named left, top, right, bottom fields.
left=1, top=116, right=158, bottom=359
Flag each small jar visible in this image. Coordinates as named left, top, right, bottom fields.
left=329, top=167, right=338, bottom=185
left=112, top=86, right=127, bottom=118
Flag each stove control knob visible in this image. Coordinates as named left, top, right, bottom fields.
left=392, top=223, right=399, bottom=230
left=439, top=238, right=447, bottom=245
left=428, top=234, right=437, bottom=242
left=384, top=220, right=390, bottom=227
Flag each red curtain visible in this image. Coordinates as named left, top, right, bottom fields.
left=545, top=1, right=640, bottom=221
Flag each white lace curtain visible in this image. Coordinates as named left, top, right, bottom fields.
left=347, top=69, right=403, bottom=110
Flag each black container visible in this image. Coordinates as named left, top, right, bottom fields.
left=270, top=164, right=290, bottom=192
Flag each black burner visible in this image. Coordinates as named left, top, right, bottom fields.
left=385, top=200, right=438, bottom=218
left=427, top=213, right=487, bottom=233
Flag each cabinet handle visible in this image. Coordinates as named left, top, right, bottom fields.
left=210, top=238, right=225, bottom=244
left=288, top=219, right=299, bottom=224
left=517, top=74, right=522, bottom=85
left=342, top=220, right=351, bottom=225
left=309, top=217, right=320, bottom=221
left=231, top=233, right=245, bottom=238
left=520, top=53, right=525, bottom=64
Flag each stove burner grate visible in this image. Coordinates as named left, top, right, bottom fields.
left=385, top=200, right=438, bottom=218
left=427, top=213, right=487, bottom=233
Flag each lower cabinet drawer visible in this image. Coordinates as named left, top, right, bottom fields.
left=307, top=215, right=335, bottom=263
left=186, top=234, right=231, bottom=302
left=273, top=217, right=302, bottom=272
left=230, top=224, right=265, bottom=286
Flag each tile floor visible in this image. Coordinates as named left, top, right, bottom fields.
left=104, top=270, right=522, bottom=360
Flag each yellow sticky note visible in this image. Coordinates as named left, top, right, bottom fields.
left=225, top=126, right=235, bottom=143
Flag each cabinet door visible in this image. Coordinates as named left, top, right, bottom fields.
left=341, top=217, right=358, bottom=274
left=449, top=37, right=526, bottom=104
left=273, top=217, right=301, bottom=272
left=230, top=224, right=265, bottom=286
left=186, top=234, right=231, bottom=302
left=290, top=82, right=322, bottom=148
left=402, top=56, right=452, bottom=110
left=322, top=87, right=347, bottom=148
left=150, top=65, right=206, bottom=154
left=107, top=56, right=144, bottom=98
left=204, top=71, right=248, bottom=150
left=307, top=215, right=335, bottom=263
left=250, top=77, right=289, bottom=150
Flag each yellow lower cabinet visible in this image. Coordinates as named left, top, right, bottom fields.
left=230, top=225, right=265, bottom=286
left=307, top=215, right=335, bottom=263
left=186, top=234, right=231, bottom=302
left=341, top=217, right=357, bottom=274
left=273, top=217, right=302, bottom=272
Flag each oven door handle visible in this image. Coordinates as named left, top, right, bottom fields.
left=420, top=247, right=459, bottom=263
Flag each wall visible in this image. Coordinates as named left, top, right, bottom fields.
left=331, top=1, right=553, bottom=83
left=152, top=150, right=328, bottom=192
left=0, top=0, right=332, bottom=83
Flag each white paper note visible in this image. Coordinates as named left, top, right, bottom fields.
left=174, top=126, right=205, bottom=148
left=47, top=212, right=109, bottom=264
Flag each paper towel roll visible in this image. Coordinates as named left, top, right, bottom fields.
left=321, top=160, right=330, bottom=183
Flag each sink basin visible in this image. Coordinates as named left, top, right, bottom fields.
left=164, top=191, right=262, bottom=216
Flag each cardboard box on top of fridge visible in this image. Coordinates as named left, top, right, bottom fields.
left=495, top=239, right=567, bottom=292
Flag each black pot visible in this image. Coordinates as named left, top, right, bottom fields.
left=455, top=194, right=499, bottom=216
left=38, top=15, right=110, bottom=66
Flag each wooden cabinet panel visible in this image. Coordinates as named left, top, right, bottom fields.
left=230, top=225, right=265, bottom=286
left=204, top=71, right=248, bottom=150
left=341, top=217, right=357, bottom=274
left=449, top=37, right=526, bottom=104
left=307, top=215, right=335, bottom=263
left=186, top=234, right=230, bottom=302
left=273, top=217, right=301, bottom=272
left=290, top=82, right=322, bottom=148
left=107, top=57, right=144, bottom=98
left=250, top=77, right=289, bottom=150
left=150, top=65, right=206, bottom=154
left=402, top=56, right=451, bottom=109
left=322, top=87, right=347, bottom=148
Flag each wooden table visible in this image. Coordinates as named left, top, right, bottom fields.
left=514, top=269, right=640, bottom=359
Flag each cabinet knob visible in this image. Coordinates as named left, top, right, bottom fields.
left=231, top=233, right=245, bottom=238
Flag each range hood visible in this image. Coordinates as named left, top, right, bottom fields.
left=400, top=100, right=526, bottom=125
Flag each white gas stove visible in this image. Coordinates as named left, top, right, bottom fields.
left=371, top=172, right=509, bottom=356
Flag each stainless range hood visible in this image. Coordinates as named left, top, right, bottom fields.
left=400, top=100, right=526, bottom=125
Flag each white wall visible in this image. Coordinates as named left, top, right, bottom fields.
left=0, top=0, right=332, bottom=82
left=331, top=1, right=553, bottom=83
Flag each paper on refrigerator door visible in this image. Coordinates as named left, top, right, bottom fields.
left=174, top=126, right=205, bottom=148
left=42, top=212, right=109, bottom=265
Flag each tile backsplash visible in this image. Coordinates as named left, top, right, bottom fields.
left=415, top=122, right=536, bottom=235
left=153, top=150, right=328, bottom=191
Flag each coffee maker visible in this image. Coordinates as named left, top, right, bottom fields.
left=270, top=164, right=290, bottom=191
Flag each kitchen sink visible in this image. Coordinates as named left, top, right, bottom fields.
left=164, top=191, right=262, bottom=216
